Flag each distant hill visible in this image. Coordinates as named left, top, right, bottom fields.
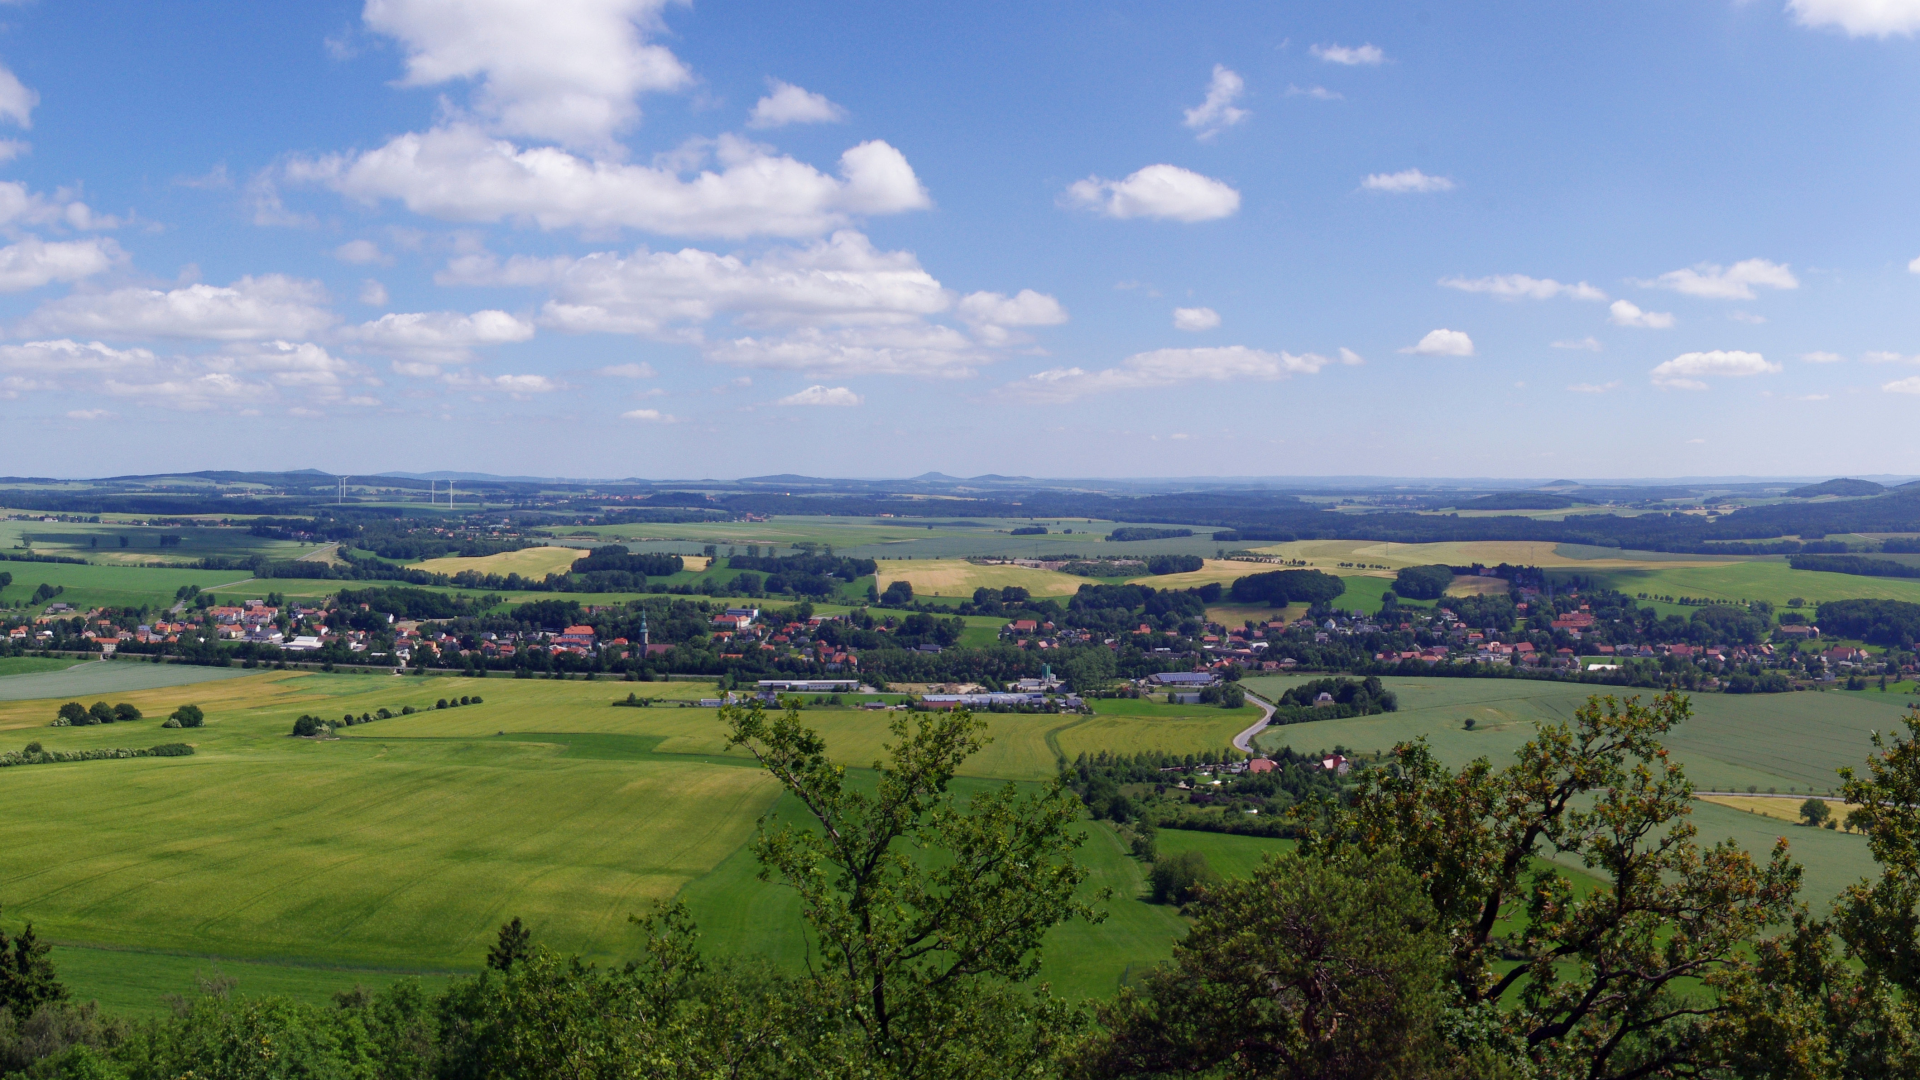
left=1786, top=478, right=1885, bottom=498
left=1459, top=492, right=1579, bottom=511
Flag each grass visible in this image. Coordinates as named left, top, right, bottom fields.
left=0, top=562, right=259, bottom=613
left=1700, top=794, right=1859, bottom=826
left=0, top=656, right=88, bottom=678
left=0, top=659, right=262, bottom=702
left=1587, top=560, right=1920, bottom=608
left=0, top=670, right=1310, bottom=1007
left=406, top=546, right=585, bottom=578
left=0, top=519, right=309, bottom=567
left=1238, top=673, right=1896, bottom=908
left=868, top=558, right=1089, bottom=598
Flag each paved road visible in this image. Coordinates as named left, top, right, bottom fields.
left=1232, top=690, right=1276, bottom=755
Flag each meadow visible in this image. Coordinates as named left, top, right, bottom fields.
left=0, top=561, right=258, bottom=612
left=1239, top=673, right=1901, bottom=907
left=405, top=545, right=586, bottom=578
left=0, top=671, right=1283, bottom=1012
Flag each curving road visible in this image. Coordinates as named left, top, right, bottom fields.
left=1232, top=689, right=1276, bottom=756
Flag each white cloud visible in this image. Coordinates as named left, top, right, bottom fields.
left=778, top=384, right=862, bottom=406
left=18, top=275, right=336, bottom=341
left=1650, top=349, right=1779, bottom=389
left=1362, top=168, right=1453, bottom=193
left=0, top=237, right=124, bottom=291
left=1568, top=381, right=1620, bottom=393
left=0, top=63, right=37, bottom=128
left=290, top=127, right=929, bottom=239
left=1172, top=306, right=1220, bottom=331
left=452, top=229, right=951, bottom=335
left=1286, top=85, right=1342, bottom=100
left=100, top=373, right=282, bottom=410
left=707, top=323, right=987, bottom=377
left=1338, top=347, right=1364, bottom=366
left=1863, top=350, right=1917, bottom=363
left=1789, top=0, right=1920, bottom=36
left=0, top=339, right=158, bottom=376
left=1182, top=65, right=1248, bottom=140
left=999, top=345, right=1338, bottom=402
left=1885, top=375, right=1920, bottom=393
left=65, top=409, right=112, bottom=420
left=1401, top=328, right=1474, bottom=356
left=339, top=309, right=536, bottom=363
left=0, top=181, right=119, bottom=232
left=443, top=371, right=558, bottom=394
left=956, top=289, right=1068, bottom=328
left=1064, top=164, right=1240, bottom=222
left=1609, top=299, right=1676, bottom=329
left=1552, top=337, right=1604, bottom=351
left=1312, top=43, right=1384, bottom=65
left=1729, top=310, right=1767, bottom=324
left=362, top=0, right=691, bottom=149
left=748, top=79, right=847, bottom=129
left=1800, top=351, right=1845, bottom=363
left=334, top=239, right=389, bottom=265
left=599, top=361, right=656, bottom=377
left=1440, top=274, right=1606, bottom=301
left=359, top=279, right=390, bottom=307
left=622, top=407, right=675, bottom=420
left=1910, top=254, right=1920, bottom=273
left=1635, top=258, right=1798, bottom=300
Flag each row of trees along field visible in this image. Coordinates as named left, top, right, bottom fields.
left=13, top=695, right=1920, bottom=1077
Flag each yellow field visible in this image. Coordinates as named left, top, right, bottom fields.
left=1700, top=794, right=1859, bottom=827
left=1246, top=538, right=1741, bottom=572
left=1206, top=602, right=1304, bottom=627
left=1447, top=575, right=1512, bottom=596
left=408, top=545, right=584, bottom=577
left=873, top=559, right=1086, bottom=597
left=1127, top=558, right=1271, bottom=589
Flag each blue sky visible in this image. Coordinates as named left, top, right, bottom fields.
left=2, top=0, right=1919, bottom=479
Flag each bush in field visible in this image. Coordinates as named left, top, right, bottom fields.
left=87, top=702, right=114, bottom=725
left=111, top=703, right=140, bottom=723
left=291, top=715, right=326, bottom=738
left=167, top=705, right=204, bottom=729
left=1393, top=564, right=1455, bottom=600
left=1148, top=850, right=1219, bottom=905
left=52, top=703, right=88, bottom=727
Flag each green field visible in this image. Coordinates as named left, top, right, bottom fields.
left=0, top=655, right=87, bottom=678
left=0, top=672, right=1289, bottom=1010
left=1240, top=673, right=1895, bottom=907
left=0, top=561, right=257, bottom=612
left=0, top=518, right=311, bottom=566
left=1585, top=559, right=1920, bottom=608
left=0, top=658, right=261, bottom=701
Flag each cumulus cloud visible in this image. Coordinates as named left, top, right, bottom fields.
left=999, top=345, right=1338, bottom=402
left=359, top=279, right=390, bottom=307
left=1568, top=381, right=1621, bottom=393
left=289, top=127, right=929, bottom=239
left=1173, top=306, right=1220, bottom=331
left=443, top=371, right=559, bottom=394
left=599, top=361, right=656, bottom=377
left=1182, top=65, right=1248, bottom=140
left=1312, top=43, right=1384, bottom=65
left=1064, top=164, right=1240, bottom=222
left=1552, top=337, right=1603, bottom=351
left=777, top=384, right=862, bottom=406
left=1362, top=168, right=1453, bottom=193
left=1649, top=349, right=1779, bottom=389
left=0, top=63, right=36, bottom=128
left=339, top=309, right=536, bottom=363
left=0, top=337, right=368, bottom=412
left=956, top=289, right=1068, bottom=329
left=707, top=323, right=988, bottom=377
left=362, top=0, right=691, bottom=149
left=0, top=180, right=120, bottom=232
left=1863, top=350, right=1917, bottom=364
left=1801, top=351, right=1845, bottom=363
left=1609, top=299, right=1676, bottom=329
left=0, top=237, right=124, bottom=291
left=18, top=275, right=336, bottom=341
left=65, top=408, right=112, bottom=420
left=334, top=239, right=388, bottom=265
left=1286, top=85, right=1343, bottom=100
left=748, top=79, right=847, bottom=128
left=622, top=407, right=675, bottom=420
left=1886, top=376, right=1920, bottom=393
left=0, top=339, right=158, bottom=376
left=1440, top=274, right=1605, bottom=301
left=1789, top=0, right=1920, bottom=36
left=1635, top=258, right=1798, bottom=300
left=1401, top=328, right=1474, bottom=356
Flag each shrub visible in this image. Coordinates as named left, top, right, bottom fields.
left=111, top=703, right=141, bottom=723
left=87, top=702, right=115, bottom=725
left=168, top=705, right=204, bottom=729
left=54, top=702, right=89, bottom=727
left=161, top=718, right=181, bottom=729
left=435, top=699, right=448, bottom=710
left=469, top=695, right=482, bottom=704
left=292, top=715, right=326, bottom=737
left=459, top=696, right=471, bottom=705
left=22, top=741, right=40, bottom=755
left=401, top=705, right=416, bottom=715
left=1148, top=850, right=1218, bottom=905
left=376, top=708, right=393, bottom=720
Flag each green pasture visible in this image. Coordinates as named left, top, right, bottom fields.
left=1584, top=559, right=1920, bottom=608
left=0, top=561, right=254, bottom=612
left=0, top=658, right=260, bottom=701
left=0, top=672, right=1289, bottom=1010
left=1240, top=673, right=1897, bottom=908
left=0, top=518, right=310, bottom=566
left=0, top=655, right=87, bottom=678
